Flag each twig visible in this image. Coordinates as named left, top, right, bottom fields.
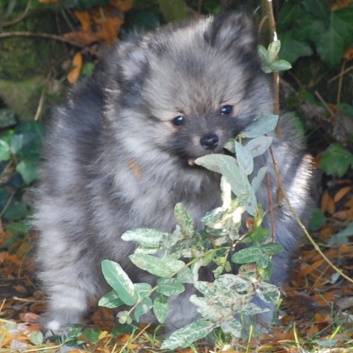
left=2, top=0, right=32, bottom=27
left=269, top=147, right=353, bottom=285
left=315, top=91, right=335, bottom=115
left=34, top=71, right=52, bottom=121
left=264, top=0, right=280, bottom=115
left=336, top=60, right=346, bottom=104
left=266, top=172, right=276, bottom=242
left=0, top=31, right=84, bottom=48
left=329, top=64, right=353, bottom=83
left=0, top=190, right=15, bottom=219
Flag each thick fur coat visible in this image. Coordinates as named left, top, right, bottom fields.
left=34, top=12, right=314, bottom=333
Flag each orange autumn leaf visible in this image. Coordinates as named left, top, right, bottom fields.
left=73, top=10, right=91, bottom=31
left=319, top=226, right=333, bottom=239
left=67, top=52, right=83, bottom=84
left=300, top=259, right=324, bottom=277
left=333, top=208, right=353, bottom=221
left=344, top=47, right=353, bottom=61
left=330, top=0, right=353, bottom=10
left=64, top=31, right=99, bottom=46
left=321, top=190, right=330, bottom=213
left=333, top=185, right=353, bottom=202
left=307, top=325, right=319, bottom=336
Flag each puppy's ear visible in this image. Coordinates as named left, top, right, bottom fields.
left=204, top=12, right=257, bottom=56
left=113, top=36, right=155, bottom=83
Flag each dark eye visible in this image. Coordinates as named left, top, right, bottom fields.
left=172, top=115, right=185, bottom=126
left=220, top=105, right=233, bottom=115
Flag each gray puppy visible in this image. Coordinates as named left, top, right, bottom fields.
left=34, top=12, right=314, bottom=334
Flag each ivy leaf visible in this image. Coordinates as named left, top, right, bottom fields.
left=320, top=144, right=353, bottom=177
left=101, top=260, right=136, bottom=306
left=279, top=32, right=313, bottom=64
left=16, top=160, right=37, bottom=184
left=302, top=0, right=330, bottom=21
left=0, top=139, right=11, bottom=161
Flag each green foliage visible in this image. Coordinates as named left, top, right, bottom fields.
left=0, top=121, right=43, bottom=234
left=258, top=41, right=292, bottom=74
left=308, top=208, right=327, bottom=231
left=320, top=143, right=353, bottom=177
left=278, top=0, right=353, bottom=68
left=100, top=114, right=283, bottom=348
left=158, top=0, right=188, bottom=22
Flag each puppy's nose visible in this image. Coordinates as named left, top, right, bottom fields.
left=200, top=134, right=219, bottom=150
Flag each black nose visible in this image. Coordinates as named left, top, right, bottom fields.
left=200, top=134, right=219, bottom=150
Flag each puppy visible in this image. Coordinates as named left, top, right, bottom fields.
left=34, top=12, right=314, bottom=334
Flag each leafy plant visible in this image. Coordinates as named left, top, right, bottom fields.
left=278, top=0, right=353, bottom=68
left=0, top=121, right=44, bottom=234
left=99, top=114, right=284, bottom=349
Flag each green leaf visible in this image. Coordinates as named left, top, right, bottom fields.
left=134, top=297, right=153, bottom=322
left=269, top=59, right=292, bottom=72
left=30, top=331, right=44, bottom=345
left=250, top=228, right=270, bottom=242
left=316, top=24, right=344, bottom=69
left=121, top=228, right=166, bottom=248
left=153, top=293, right=169, bottom=323
left=231, top=247, right=262, bottom=264
left=98, top=290, right=124, bottom=309
left=220, top=318, right=242, bottom=338
left=157, top=0, right=188, bottom=22
left=129, top=254, right=185, bottom=278
left=10, top=134, right=25, bottom=154
left=268, top=41, right=281, bottom=62
left=308, top=208, right=327, bottom=231
left=235, top=140, right=253, bottom=175
left=279, top=33, right=313, bottom=64
left=251, top=166, right=267, bottom=193
left=174, top=203, right=194, bottom=237
left=262, top=243, right=283, bottom=255
left=320, top=144, right=353, bottom=177
left=0, top=139, right=11, bottom=161
left=302, top=0, right=330, bottom=21
left=101, top=260, right=136, bottom=306
left=245, top=136, right=273, bottom=158
left=256, top=282, right=280, bottom=304
left=6, top=220, right=29, bottom=235
left=157, top=278, right=185, bottom=296
left=328, top=222, right=353, bottom=246
left=0, top=108, right=16, bottom=129
left=161, top=320, right=214, bottom=350
left=242, top=114, right=279, bottom=138
left=16, top=160, right=38, bottom=184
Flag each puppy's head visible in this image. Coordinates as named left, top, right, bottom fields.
left=107, top=12, right=273, bottom=167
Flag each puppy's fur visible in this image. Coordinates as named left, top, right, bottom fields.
left=34, top=12, right=314, bottom=333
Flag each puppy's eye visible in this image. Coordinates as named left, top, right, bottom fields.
left=220, top=105, right=233, bottom=115
left=172, top=115, right=185, bottom=126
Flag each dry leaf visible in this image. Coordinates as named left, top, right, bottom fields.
left=67, top=52, right=83, bottom=84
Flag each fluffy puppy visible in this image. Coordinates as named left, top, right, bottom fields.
left=34, top=12, right=314, bottom=334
